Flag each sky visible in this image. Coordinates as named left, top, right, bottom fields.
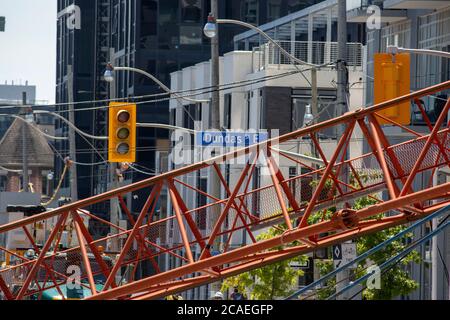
left=0, top=0, right=57, bottom=103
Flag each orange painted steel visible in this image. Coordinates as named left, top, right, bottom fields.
left=0, top=80, right=450, bottom=300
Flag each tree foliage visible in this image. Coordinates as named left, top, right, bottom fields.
left=315, top=196, right=421, bottom=300
left=221, top=226, right=308, bottom=300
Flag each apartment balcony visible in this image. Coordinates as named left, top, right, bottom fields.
left=347, top=0, right=407, bottom=23
left=384, top=0, right=450, bottom=9
left=252, top=40, right=363, bottom=71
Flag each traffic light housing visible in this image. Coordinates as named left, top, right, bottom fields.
left=108, top=102, right=136, bottom=163
left=374, top=53, right=411, bottom=125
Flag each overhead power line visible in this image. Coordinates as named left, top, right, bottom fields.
left=0, top=68, right=314, bottom=112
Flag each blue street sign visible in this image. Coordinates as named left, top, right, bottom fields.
left=196, top=131, right=268, bottom=147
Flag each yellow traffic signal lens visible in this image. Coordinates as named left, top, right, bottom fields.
left=116, top=127, right=130, bottom=139
left=117, top=110, right=131, bottom=123
left=116, top=143, right=130, bottom=155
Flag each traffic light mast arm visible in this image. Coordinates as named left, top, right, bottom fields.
left=136, top=123, right=196, bottom=134
left=387, top=45, right=450, bottom=59
left=111, top=66, right=209, bottom=104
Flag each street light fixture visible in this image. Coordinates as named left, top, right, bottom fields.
left=203, top=14, right=217, bottom=39
left=104, top=63, right=114, bottom=82
left=202, top=15, right=332, bottom=68
left=303, top=104, right=314, bottom=127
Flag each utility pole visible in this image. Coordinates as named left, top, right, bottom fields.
left=209, top=0, right=221, bottom=250
left=209, top=0, right=222, bottom=294
left=109, top=49, right=120, bottom=252
left=336, top=0, right=349, bottom=125
left=210, top=0, right=220, bottom=131
left=21, top=92, right=29, bottom=192
left=67, top=65, right=78, bottom=202
left=335, top=0, right=350, bottom=300
left=310, top=68, right=319, bottom=160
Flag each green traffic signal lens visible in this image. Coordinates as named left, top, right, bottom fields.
left=116, top=142, right=130, bottom=155
left=117, top=127, right=130, bottom=139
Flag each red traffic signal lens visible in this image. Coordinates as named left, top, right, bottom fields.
left=116, top=127, right=130, bottom=139
left=116, top=143, right=130, bottom=155
left=117, top=110, right=131, bottom=123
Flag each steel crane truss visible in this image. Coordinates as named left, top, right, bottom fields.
left=1, top=81, right=450, bottom=300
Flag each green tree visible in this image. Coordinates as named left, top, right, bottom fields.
left=221, top=226, right=308, bottom=300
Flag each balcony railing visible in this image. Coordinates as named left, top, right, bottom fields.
left=252, top=41, right=363, bottom=71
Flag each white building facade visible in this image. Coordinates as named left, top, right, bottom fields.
left=168, top=41, right=365, bottom=299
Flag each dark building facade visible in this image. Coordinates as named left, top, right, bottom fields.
left=55, top=0, right=326, bottom=226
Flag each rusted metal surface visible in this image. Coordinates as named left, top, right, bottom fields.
left=0, top=81, right=450, bottom=300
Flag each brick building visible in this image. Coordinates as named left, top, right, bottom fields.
left=0, top=118, right=54, bottom=194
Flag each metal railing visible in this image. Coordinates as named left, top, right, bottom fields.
left=252, top=41, right=363, bottom=70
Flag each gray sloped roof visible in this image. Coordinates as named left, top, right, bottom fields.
left=0, top=118, right=54, bottom=169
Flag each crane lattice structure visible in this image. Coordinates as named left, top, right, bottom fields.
left=1, top=81, right=450, bottom=300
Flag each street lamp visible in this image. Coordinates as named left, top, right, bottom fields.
left=303, top=104, right=314, bottom=127
left=203, top=14, right=217, bottom=38
left=103, top=63, right=208, bottom=104
left=202, top=15, right=332, bottom=68
left=104, top=64, right=114, bottom=82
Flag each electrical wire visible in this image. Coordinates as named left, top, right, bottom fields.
left=0, top=114, right=68, bottom=140
left=34, top=110, right=108, bottom=140
left=0, top=68, right=313, bottom=112
left=0, top=165, right=22, bottom=173
left=128, top=164, right=156, bottom=176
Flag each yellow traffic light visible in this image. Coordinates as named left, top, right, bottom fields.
left=374, top=53, right=411, bottom=125
left=108, top=102, right=136, bottom=163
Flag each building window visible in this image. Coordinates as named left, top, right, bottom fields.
left=0, top=176, right=6, bottom=192
left=159, top=0, right=180, bottom=50
left=181, top=0, right=202, bottom=23
left=196, top=176, right=207, bottom=230
left=170, top=108, right=176, bottom=126
left=381, top=20, right=411, bottom=53
left=268, top=0, right=282, bottom=21
left=224, top=93, right=232, bottom=129
left=300, top=167, right=313, bottom=204
left=259, top=89, right=264, bottom=129
left=180, top=26, right=203, bottom=45
left=416, top=8, right=450, bottom=122
left=241, top=0, right=259, bottom=25
left=252, top=167, right=261, bottom=217
left=246, top=91, right=251, bottom=130
left=291, top=88, right=336, bottom=136
left=287, top=0, right=313, bottom=12
left=141, top=0, right=158, bottom=49
left=289, top=167, right=297, bottom=199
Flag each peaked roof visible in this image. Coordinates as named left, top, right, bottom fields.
left=0, top=118, right=54, bottom=169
